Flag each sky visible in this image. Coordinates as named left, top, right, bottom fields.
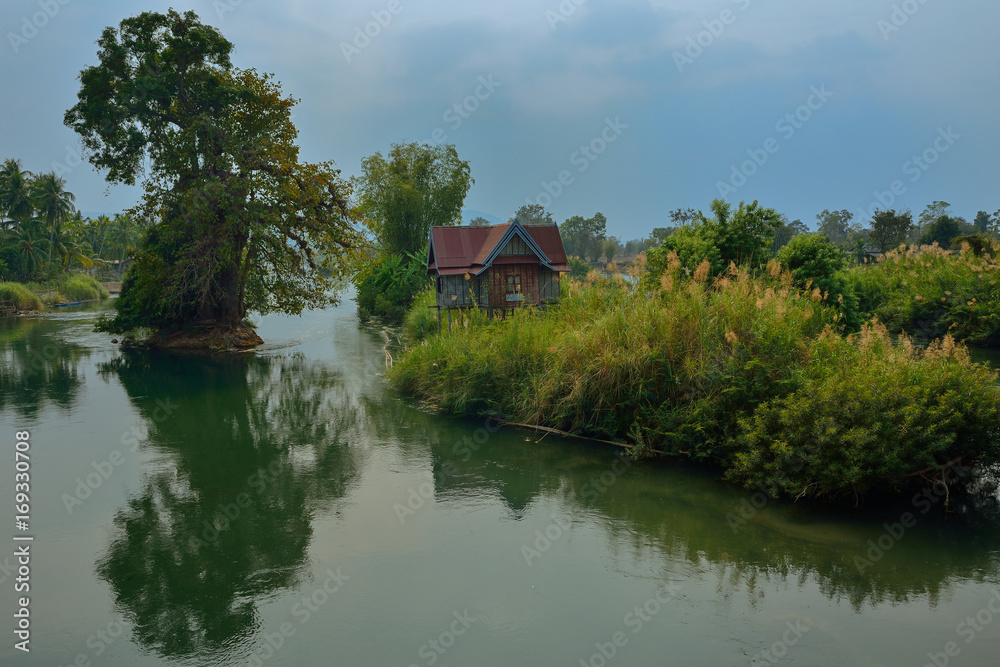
left=1, top=0, right=998, bottom=240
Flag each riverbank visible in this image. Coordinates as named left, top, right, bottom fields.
left=0, top=274, right=112, bottom=315
left=389, top=264, right=1000, bottom=505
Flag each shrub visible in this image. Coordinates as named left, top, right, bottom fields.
left=776, top=234, right=859, bottom=328
left=728, top=322, right=1000, bottom=500
left=354, top=251, right=430, bottom=324
left=846, top=244, right=1000, bottom=346
left=567, top=255, right=590, bottom=280
left=404, top=288, right=439, bottom=342
left=0, top=282, right=44, bottom=311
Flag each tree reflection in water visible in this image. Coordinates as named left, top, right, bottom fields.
left=96, top=350, right=363, bottom=661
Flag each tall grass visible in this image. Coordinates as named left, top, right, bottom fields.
left=59, top=274, right=110, bottom=302
left=390, top=257, right=1000, bottom=501
left=0, top=282, right=44, bottom=311
left=391, top=262, right=835, bottom=460
left=847, top=241, right=1000, bottom=346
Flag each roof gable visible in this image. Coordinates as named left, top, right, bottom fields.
left=427, top=220, right=570, bottom=275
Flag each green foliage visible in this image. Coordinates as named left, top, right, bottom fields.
left=567, top=255, right=590, bottom=280
left=560, top=213, right=607, bottom=261
left=645, top=224, right=722, bottom=283
left=390, top=267, right=835, bottom=460
left=0, top=282, right=43, bottom=311
left=728, top=324, right=1000, bottom=500
left=771, top=218, right=808, bottom=253
left=59, top=274, right=110, bottom=302
left=952, top=234, right=996, bottom=256
left=704, top=199, right=783, bottom=269
left=391, top=268, right=1000, bottom=502
left=815, top=209, right=854, bottom=246
left=509, top=204, right=555, bottom=227
left=67, top=11, right=364, bottom=335
left=353, top=142, right=473, bottom=256
left=776, top=233, right=846, bottom=288
left=354, top=251, right=431, bottom=324
left=919, top=215, right=969, bottom=247
left=403, top=287, right=439, bottom=342
left=775, top=234, right=858, bottom=327
left=846, top=242, right=1000, bottom=346
left=601, top=237, right=620, bottom=264
left=869, top=209, right=913, bottom=252
left=644, top=199, right=782, bottom=284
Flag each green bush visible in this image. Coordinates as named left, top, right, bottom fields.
left=775, top=233, right=859, bottom=328
left=846, top=243, right=1000, bottom=346
left=59, top=274, right=110, bottom=302
left=567, top=255, right=590, bottom=280
left=0, top=282, right=44, bottom=311
left=354, top=251, right=431, bottom=324
left=728, top=323, right=1000, bottom=500
left=404, top=288, right=439, bottom=342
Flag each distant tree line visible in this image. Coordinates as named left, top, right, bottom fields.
left=0, top=157, right=143, bottom=282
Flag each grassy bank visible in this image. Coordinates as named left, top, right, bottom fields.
left=0, top=274, right=110, bottom=313
left=390, top=262, right=1000, bottom=502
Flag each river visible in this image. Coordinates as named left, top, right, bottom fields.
left=1, top=298, right=999, bottom=666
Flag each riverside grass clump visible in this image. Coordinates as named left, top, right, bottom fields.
left=393, top=261, right=833, bottom=460
left=59, top=274, right=110, bottom=302
left=0, top=282, right=44, bottom=311
left=390, top=256, right=1000, bottom=502
left=847, top=241, right=1000, bottom=346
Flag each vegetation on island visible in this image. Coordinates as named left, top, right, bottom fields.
left=390, top=197, right=1000, bottom=505
left=65, top=10, right=365, bottom=347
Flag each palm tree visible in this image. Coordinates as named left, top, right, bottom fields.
left=91, top=214, right=113, bottom=259
left=105, top=214, right=140, bottom=276
left=50, top=217, right=95, bottom=270
left=31, top=171, right=76, bottom=262
left=9, top=224, right=48, bottom=279
left=0, top=159, right=35, bottom=229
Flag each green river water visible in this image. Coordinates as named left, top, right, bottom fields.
left=1, top=298, right=999, bottom=666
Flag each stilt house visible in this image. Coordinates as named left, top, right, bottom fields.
left=426, top=219, right=569, bottom=316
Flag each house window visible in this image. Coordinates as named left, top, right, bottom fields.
left=506, top=274, right=523, bottom=302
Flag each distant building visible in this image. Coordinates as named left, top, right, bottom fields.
left=426, top=219, right=569, bottom=316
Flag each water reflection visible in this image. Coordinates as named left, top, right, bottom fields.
left=427, top=426, right=1000, bottom=611
left=96, top=350, right=363, bottom=661
left=0, top=316, right=91, bottom=417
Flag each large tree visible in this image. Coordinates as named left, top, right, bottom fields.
left=509, top=204, right=555, bottom=227
left=815, top=209, right=853, bottom=246
left=31, top=171, right=76, bottom=262
left=869, top=209, right=913, bottom=253
left=353, top=142, right=473, bottom=256
left=65, top=10, right=363, bottom=342
left=0, top=159, right=35, bottom=225
left=560, top=212, right=606, bottom=260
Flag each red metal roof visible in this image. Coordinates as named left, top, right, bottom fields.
left=428, top=222, right=569, bottom=275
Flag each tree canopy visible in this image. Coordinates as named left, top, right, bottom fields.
left=869, top=209, right=913, bottom=253
left=509, top=204, right=555, bottom=227
left=65, top=10, right=364, bottom=337
left=560, top=212, right=607, bottom=260
left=353, top=142, right=473, bottom=256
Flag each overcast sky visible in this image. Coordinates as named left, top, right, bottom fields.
left=2, top=0, right=998, bottom=239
